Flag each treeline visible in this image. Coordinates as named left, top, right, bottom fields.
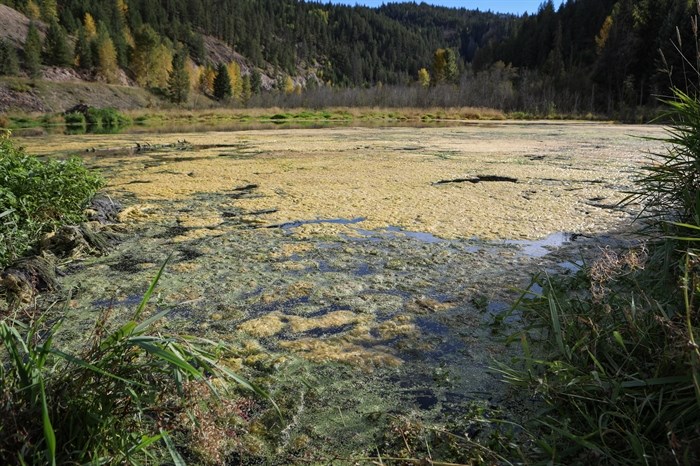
left=0, top=0, right=511, bottom=86
left=0, top=0, right=697, bottom=115
left=481, top=0, right=697, bottom=114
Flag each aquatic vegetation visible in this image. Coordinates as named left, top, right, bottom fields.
left=11, top=123, right=667, bottom=462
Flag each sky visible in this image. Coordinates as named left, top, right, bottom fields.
left=325, top=1, right=564, bottom=15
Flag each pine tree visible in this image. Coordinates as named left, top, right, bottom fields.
left=75, top=26, right=93, bottom=70
left=40, top=0, right=57, bottom=22
left=24, top=22, right=42, bottom=78
left=44, top=19, right=73, bottom=67
left=213, top=63, right=232, bottom=100
left=0, top=39, right=19, bottom=76
left=168, top=48, right=190, bottom=103
left=250, top=69, right=262, bottom=94
left=241, top=74, right=252, bottom=103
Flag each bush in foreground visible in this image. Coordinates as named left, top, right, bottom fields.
left=0, top=132, right=103, bottom=268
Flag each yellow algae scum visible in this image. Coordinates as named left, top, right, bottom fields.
left=13, top=122, right=670, bottom=460
left=19, top=122, right=666, bottom=241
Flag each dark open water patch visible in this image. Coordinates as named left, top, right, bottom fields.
left=503, top=231, right=573, bottom=257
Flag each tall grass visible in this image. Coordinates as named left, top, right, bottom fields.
left=496, top=89, right=700, bottom=463
left=0, top=259, right=274, bottom=464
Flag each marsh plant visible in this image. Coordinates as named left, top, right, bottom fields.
left=496, top=88, right=700, bottom=463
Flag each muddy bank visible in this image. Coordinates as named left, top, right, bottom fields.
left=16, top=123, right=666, bottom=462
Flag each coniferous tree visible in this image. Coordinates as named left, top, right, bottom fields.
left=74, top=26, right=93, bottom=70
left=83, top=13, right=97, bottom=39
left=250, top=69, right=262, bottom=94
left=168, top=47, right=190, bottom=103
left=25, top=0, right=40, bottom=20
left=44, top=19, right=73, bottom=67
left=40, top=0, right=58, bottom=22
left=241, top=74, right=252, bottom=103
left=24, top=22, right=42, bottom=78
left=0, top=39, right=19, bottom=76
left=213, top=63, right=232, bottom=100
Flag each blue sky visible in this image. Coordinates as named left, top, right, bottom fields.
left=325, top=1, right=564, bottom=15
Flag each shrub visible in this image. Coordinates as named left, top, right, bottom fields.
left=64, top=111, right=86, bottom=130
left=85, top=107, right=131, bottom=132
left=0, top=132, right=103, bottom=267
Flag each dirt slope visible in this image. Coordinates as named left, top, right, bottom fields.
left=0, top=4, right=46, bottom=47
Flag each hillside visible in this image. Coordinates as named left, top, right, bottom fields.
left=0, top=0, right=696, bottom=115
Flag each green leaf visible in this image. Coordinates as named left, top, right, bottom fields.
left=134, top=254, right=172, bottom=320
left=612, top=331, right=625, bottom=350
left=160, top=430, right=186, bottom=466
left=40, top=379, right=56, bottom=466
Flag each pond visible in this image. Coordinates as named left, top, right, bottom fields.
left=17, top=122, right=666, bottom=462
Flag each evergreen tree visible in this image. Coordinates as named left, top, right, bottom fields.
left=250, top=69, right=262, bottom=94
left=168, top=47, right=190, bottom=103
left=241, top=74, right=252, bottom=103
left=0, top=39, right=19, bottom=76
left=44, top=19, right=73, bottom=67
left=75, top=26, right=93, bottom=70
left=213, top=63, right=232, bottom=100
left=24, top=22, right=42, bottom=78
left=40, top=0, right=58, bottom=22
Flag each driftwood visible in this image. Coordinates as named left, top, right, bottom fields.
left=0, top=254, right=58, bottom=305
left=432, top=175, right=518, bottom=185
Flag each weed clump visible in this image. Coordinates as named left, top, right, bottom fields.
left=85, top=107, right=131, bottom=132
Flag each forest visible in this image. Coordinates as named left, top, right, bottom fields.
left=0, top=0, right=698, bottom=115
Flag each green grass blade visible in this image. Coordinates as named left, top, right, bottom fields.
left=50, top=348, right=143, bottom=386
left=548, top=292, right=566, bottom=357
left=40, top=378, right=56, bottom=466
left=160, top=430, right=187, bottom=466
left=133, top=308, right=171, bottom=334
left=133, top=254, right=172, bottom=320
left=132, top=341, right=203, bottom=378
